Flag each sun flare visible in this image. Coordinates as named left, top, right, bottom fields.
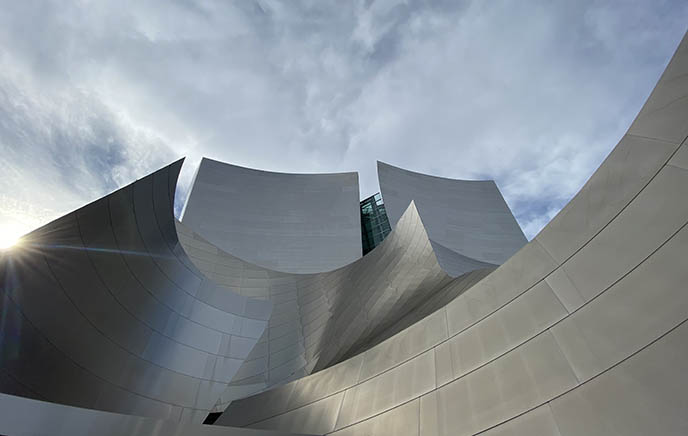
left=0, top=225, right=24, bottom=249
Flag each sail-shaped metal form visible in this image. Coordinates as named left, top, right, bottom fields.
left=378, top=161, right=527, bottom=266
left=0, top=160, right=272, bottom=423
left=176, top=203, right=493, bottom=412
left=182, top=158, right=362, bottom=274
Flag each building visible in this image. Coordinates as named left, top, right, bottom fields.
left=360, top=192, right=392, bottom=255
left=182, top=158, right=362, bottom=274
left=1, top=30, right=687, bottom=436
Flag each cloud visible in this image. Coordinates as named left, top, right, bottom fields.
left=0, top=0, right=686, bottom=240
left=0, top=43, right=176, bottom=235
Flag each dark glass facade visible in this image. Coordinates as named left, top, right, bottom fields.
left=360, top=192, right=392, bottom=255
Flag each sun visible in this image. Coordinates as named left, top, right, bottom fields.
left=0, top=225, right=24, bottom=250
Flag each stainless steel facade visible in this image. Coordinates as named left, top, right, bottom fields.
left=1, top=28, right=686, bottom=436
left=0, top=392, right=315, bottom=436
left=176, top=204, right=493, bottom=412
left=378, top=161, right=527, bottom=265
left=0, top=160, right=272, bottom=424
left=182, top=158, right=362, bottom=274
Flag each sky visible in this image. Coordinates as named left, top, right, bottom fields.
left=0, top=0, right=686, bottom=243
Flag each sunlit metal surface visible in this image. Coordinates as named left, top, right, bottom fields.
left=177, top=204, right=494, bottom=411
left=0, top=392, right=316, bottom=436
left=378, top=160, right=527, bottom=266
left=182, top=158, right=362, bottom=274
left=0, top=159, right=272, bottom=423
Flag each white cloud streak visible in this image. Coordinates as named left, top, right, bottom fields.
left=0, top=0, right=686, bottom=239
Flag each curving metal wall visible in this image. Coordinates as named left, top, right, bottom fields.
left=0, top=157, right=500, bottom=433
left=0, top=392, right=315, bottom=436
left=181, top=158, right=362, bottom=274
left=378, top=161, right=527, bottom=265
left=176, top=204, right=493, bottom=411
left=214, top=30, right=688, bottom=436
left=0, top=159, right=271, bottom=423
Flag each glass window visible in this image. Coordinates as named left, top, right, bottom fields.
left=360, top=192, right=392, bottom=255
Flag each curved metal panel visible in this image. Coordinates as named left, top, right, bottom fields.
left=0, top=159, right=272, bottom=422
left=0, top=392, right=317, bottom=436
left=181, top=158, right=362, bottom=274
left=377, top=161, right=527, bottom=265
left=177, top=203, right=493, bottom=411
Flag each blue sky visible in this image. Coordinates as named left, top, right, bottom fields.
left=1, top=0, right=686, bottom=241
